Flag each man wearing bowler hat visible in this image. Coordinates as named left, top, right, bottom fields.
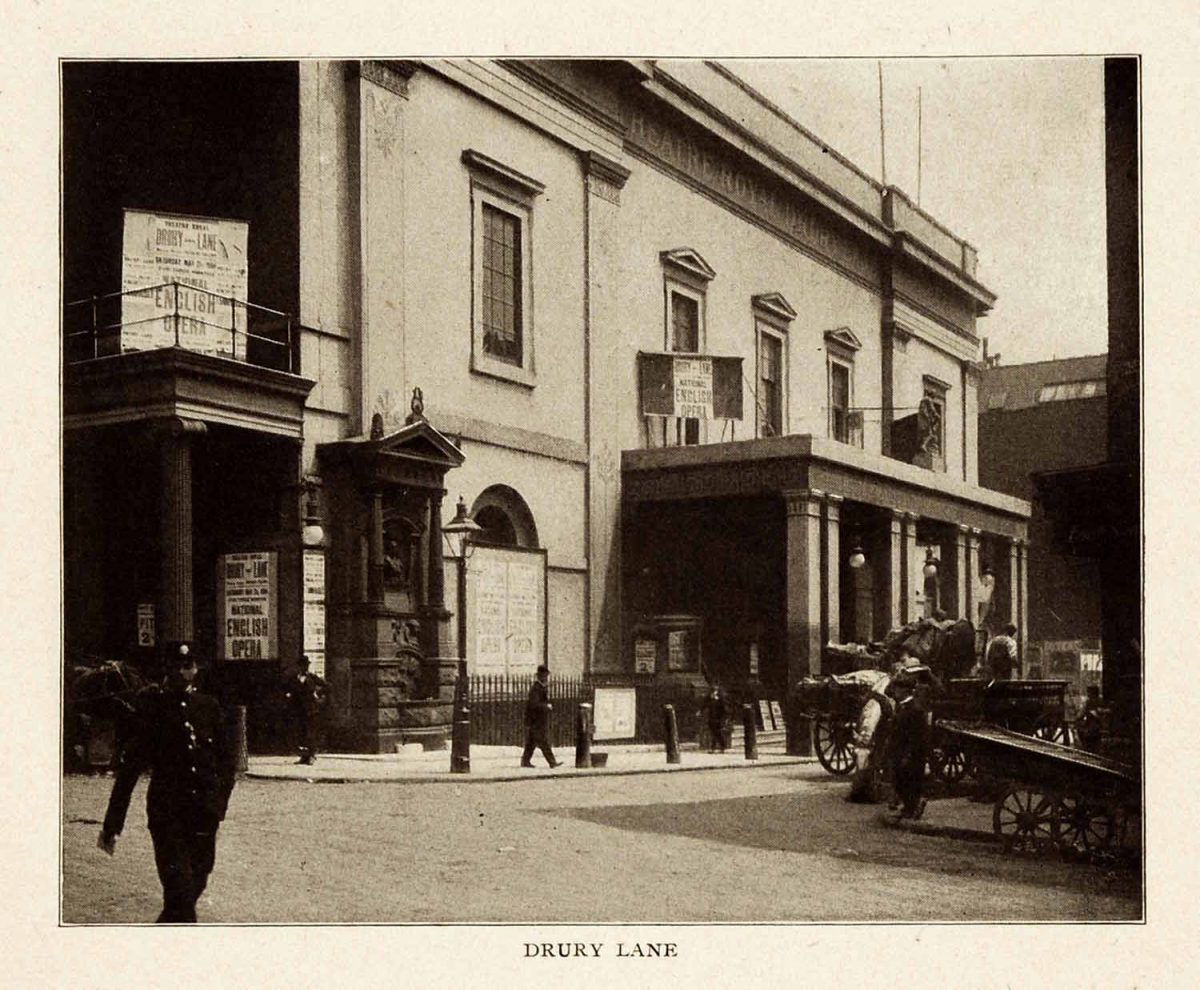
left=97, top=643, right=237, bottom=923
left=521, top=665, right=561, bottom=768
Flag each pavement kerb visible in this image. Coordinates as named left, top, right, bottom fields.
left=243, top=753, right=816, bottom=785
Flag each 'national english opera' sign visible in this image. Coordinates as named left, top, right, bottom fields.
left=218, top=551, right=278, bottom=661
left=120, top=209, right=249, bottom=357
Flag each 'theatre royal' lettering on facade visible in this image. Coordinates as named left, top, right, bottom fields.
left=623, top=108, right=879, bottom=286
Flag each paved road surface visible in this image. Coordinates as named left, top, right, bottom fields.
left=62, top=765, right=1140, bottom=924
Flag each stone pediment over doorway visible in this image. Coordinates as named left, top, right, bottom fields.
left=317, top=417, right=464, bottom=489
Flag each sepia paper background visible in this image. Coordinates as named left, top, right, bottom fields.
left=2, top=0, right=1192, bottom=985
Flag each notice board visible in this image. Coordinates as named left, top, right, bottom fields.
left=594, top=687, right=637, bottom=741
left=467, top=545, right=547, bottom=676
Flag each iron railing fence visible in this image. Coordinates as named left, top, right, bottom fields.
left=64, top=282, right=297, bottom=374
left=464, top=673, right=709, bottom=748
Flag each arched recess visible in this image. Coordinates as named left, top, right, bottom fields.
left=470, top=485, right=540, bottom=548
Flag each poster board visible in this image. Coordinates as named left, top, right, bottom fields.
left=634, top=638, right=658, bottom=674
left=302, top=550, right=326, bottom=678
left=217, top=551, right=278, bottom=661
left=467, top=545, right=547, bottom=676
left=769, top=700, right=785, bottom=730
left=758, top=699, right=774, bottom=730
left=120, top=209, right=249, bottom=357
left=594, top=687, right=637, bottom=741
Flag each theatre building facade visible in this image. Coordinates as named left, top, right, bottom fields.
left=62, top=59, right=1028, bottom=752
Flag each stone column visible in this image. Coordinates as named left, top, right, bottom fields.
left=954, top=524, right=969, bottom=620
left=1017, top=539, right=1030, bottom=672
left=367, top=490, right=385, bottom=605
left=1007, top=537, right=1020, bottom=641
left=966, top=528, right=982, bottom=624
left=785, top=490, right=824, bottom=683
left=427, top=491, right=446, bottom=611
left=583, top=150, right=632, bottom=674
left=160, top=418, right=205, bottom=646
left=823, top=495, right=843, bottom=647
left=880, top=509, right=904, bottom=635
left=901, top=512, right=920, bottom=624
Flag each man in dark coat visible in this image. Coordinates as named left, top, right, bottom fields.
left=700, top=685, right=729, bottom=753
left=98, top=644, right=237, bottom=923
left=284, top=655, right=327, bottom=765
left=521, top=665, right=561, bottom=768
left=888, top=674, right=930, bottom=820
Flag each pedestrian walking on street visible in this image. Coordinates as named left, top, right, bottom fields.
left=284, top=655, right=327, bottom=765
left=888, top=675, right=930, bottom=820
left=97, top=644, right=237, bottom=923
left=985, top=623, right=1019, bottom=681
left=521, top=665, right=561, bottom=768
left=700, top=685, right=729, bottom=753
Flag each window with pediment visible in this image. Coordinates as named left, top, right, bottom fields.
left=463, top=150, right=544, bottom=387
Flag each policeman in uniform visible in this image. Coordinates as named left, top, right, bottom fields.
left=98, top=644, right=237, bottom=923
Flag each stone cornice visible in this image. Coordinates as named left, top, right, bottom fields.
left=582, top=150, right=632, bottom=188
left=353, top=60, right=420, bottom=99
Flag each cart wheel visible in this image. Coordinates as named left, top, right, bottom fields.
left=1055, top=793, right=1113, bottom=851
left=1032, top=714, right=1071, bottom=746
left=928, top=744, right=969, bottom=785
left=993, top=786, right=1059, bottom=852
left=814, top=717, right=857, bottom=776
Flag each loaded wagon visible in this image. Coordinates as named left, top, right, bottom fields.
left=937, top=719, right=1139, bottom=853
left=928, top=679, right=1069, bottom=784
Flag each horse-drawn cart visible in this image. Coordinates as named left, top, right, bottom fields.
left=928, top=679, right=1069, bottom=784
left=793, top=676, right=876, bottom=775
left=938, top=719, right=1139, bottom=853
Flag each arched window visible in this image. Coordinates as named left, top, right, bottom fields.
left=470, top=485, right=539, bottom=548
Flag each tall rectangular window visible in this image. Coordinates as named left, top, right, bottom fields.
left=481, top=203, right=522, bottom=366
left=759, top=330, right=783, bottom=437
left=671, top=292, right=699, bottom=353
left=667, top=286, right=703, bottom=445
left=464, top=149, right=543, bottom=388
left=830, top=361, right=852, bottom=442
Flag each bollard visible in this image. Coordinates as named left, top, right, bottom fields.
left=663, top=704, right=681, bottom=764
left=233, top=705, right=249, bottom=775
left=742, top=703, right=758, bottom=761
left=450, top=703, right=471, bottom=774
left=575, top=702, right=593, bottom=768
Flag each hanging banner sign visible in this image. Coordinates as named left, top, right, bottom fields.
left=217, top=551, right=278, bottom=661
left=638, top=352, right=742, bottom=420
left=120, top=209, right=249, bottom=357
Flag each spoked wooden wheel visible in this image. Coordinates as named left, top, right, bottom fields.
left=1032, top=714, right=1071, bottom=747
left=928, top=744, right=970, bottom=784
left=814, top=717, right=857, bottom=776
left=1055, top=794, right=1113, bottom=851
left=993, top=786, right=1059, bottom=852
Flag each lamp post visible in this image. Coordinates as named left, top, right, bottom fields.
left=922, top=550, right=940, bottom=618
left=442, top=495, right=481, bottom=774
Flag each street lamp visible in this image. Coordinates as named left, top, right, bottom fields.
left=922, top=550, right=940, bottom=618
left=442, top=495, right=483, bottom=666
left=442, top=495, right=481, bottom=775
left=848, top=544, right=866, bottom=569
left=301, top=477, right=324, bottom=548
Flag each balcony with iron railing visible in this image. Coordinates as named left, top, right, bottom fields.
left=64, top=281, right=298, bottom=373
left=63, top=282, right=315, bottom=437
